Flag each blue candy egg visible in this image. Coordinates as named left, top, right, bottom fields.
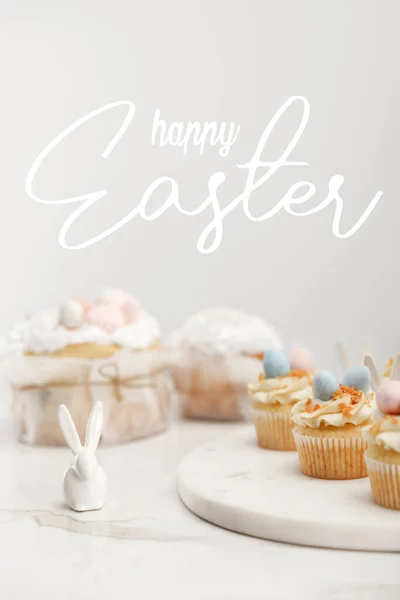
left=263, top=348, right=290, bottom=378
left=342, top=365, right=371, bottom=393
left=312, top=370, right=339, bottom=401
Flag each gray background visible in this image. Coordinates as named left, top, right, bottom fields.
left=0, top=0, right=398, bottom=374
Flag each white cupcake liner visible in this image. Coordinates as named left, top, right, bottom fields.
left=293, top=428, right=367, bottom=479
left=365, top=454, right=400, bottom=510
left=252, top=407, right=295, bottom=450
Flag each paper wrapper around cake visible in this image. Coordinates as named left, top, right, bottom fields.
left=170, top=347, right=262, bottom=420
left=293, top=425, right=368, bottom=480
left=4, top=348, right=173, bottom=445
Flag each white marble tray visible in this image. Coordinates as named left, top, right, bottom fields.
left=177, top=427, right=400, bottom=551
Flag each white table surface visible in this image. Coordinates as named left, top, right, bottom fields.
left=0, top=418, right=399, bottom=600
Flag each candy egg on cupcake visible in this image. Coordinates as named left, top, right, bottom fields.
left=291, top=364, right=374, bottom=479
left=3, top=289, right=171, bottom=446
left=248, top=346, right=314, bottom=450
left=364, top=354, right=400, bottom=510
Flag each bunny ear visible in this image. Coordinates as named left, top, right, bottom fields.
left=84, top=402, right=103, bottom=451
left=364, top=354, right=381, bottom=392
left=58, top=405, right=82, bottom=455
left=391, top=354, right=400, bottom=381
left=358, top=338, right=372, bottom=365
left=335, top=342, right=350, bottom=372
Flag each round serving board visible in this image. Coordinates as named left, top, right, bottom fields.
left=177, top=426, right=400, bottom=551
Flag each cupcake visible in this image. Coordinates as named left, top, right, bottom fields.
left=248, top=347, right=314, bottom=450
left=364, top=353, right=400, bottom=509
left=292, top=366, right=374, bottom=479
left=169, top=308, right=281, bottom=420
left=3, top=289, right=172, bottom=445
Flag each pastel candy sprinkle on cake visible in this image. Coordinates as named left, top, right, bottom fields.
left=59, top=299, right=86, bottom=330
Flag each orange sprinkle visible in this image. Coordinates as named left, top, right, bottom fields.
left=386, top=358, right=394, bottom=370
left=277, top=369, right=309, bottom=379
left=332, top=384, right=362, bottom=405
left=338, top=402, right=353, bottom=418
left=276, top=369, right=312, bottom=383
left=371, top=420, right=383, bottom=435
left=258, top=372, right=264, bottom=382
left=305, top=401, right=321, bottom=414
left=289, top=369, right=309, bottom=378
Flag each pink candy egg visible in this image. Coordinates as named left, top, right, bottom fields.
left=376, top=380, right=400, bottom=415
left=86, top=304, right=126, bottom=333
left=120, top=297, right=141, bottom=324
left=99, top=288, right=130, bottom=307
left=289, top=346, right=314, bottom=372
left=98, top=288, right=141, bottom=324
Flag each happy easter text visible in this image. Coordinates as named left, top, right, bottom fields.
left=25, top=96, right=383, bottom=254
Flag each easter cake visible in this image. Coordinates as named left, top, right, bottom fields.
left=364, top=354, right=400, bottom=509
left=248, top=347, right=314, bottom=450
left=169, top=308, right=281, bottom=420
left=3, top=289, right=172, bottom=445
left=292, top=366, right=374, bottom=479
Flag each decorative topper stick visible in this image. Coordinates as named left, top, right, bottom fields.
left=335, top=341, right=350, bottom=373
left=336, top=339, right=372, bottom=373
left=363, top=354, right=381, bottom=393
left=391, top=353, right=400, bottom=382
left=58, top=401, right=107, bottom=512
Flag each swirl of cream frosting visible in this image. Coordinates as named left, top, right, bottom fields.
left=365, top=408, right=400, bottom=453
left=248, top=372, right=312, bottom=405
left=291, top=385, right=374, bottom=428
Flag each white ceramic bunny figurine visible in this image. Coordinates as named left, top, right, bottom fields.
left=58, top=401, right=107, bottom=512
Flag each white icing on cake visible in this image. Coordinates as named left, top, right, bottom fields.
left=6, top=308, right=160, bottom=354
left=170, top=307, right=282, bottom=355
